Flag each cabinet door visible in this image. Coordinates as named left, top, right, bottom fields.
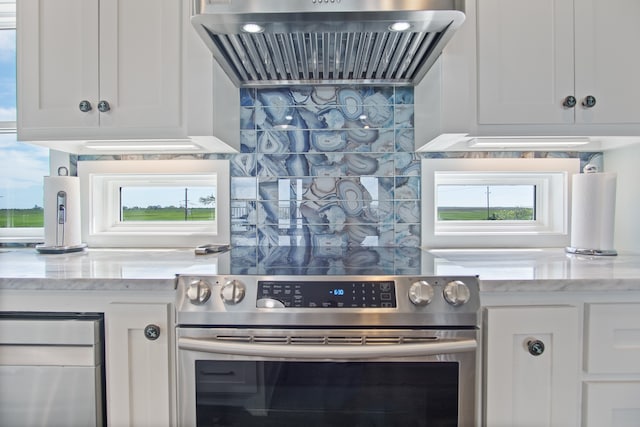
left=585, top=303, right=640, bottom=374
left=484, top=306, right=579, bottom=427
left=477, top=0, right=575, bottom=125
left=18, top=0, right=183, bottom=141
left=583, top=382, right=640, bottom=427
left=574, top=0, right=640, bottom=124
left=98, top=0, right=183, bottom=137
left=106, top=303, right=173, bottom=427
left=17, top=0, right=100, bottom=134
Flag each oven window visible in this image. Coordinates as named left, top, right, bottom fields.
left=195, top=361, right=458, bottom=427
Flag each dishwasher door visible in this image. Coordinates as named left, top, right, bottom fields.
left=0, top=313, right=104, bottom=427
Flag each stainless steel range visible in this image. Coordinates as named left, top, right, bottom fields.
left=176, top=272, right=480, bottom=427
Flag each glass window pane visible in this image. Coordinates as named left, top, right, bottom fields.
left=437, top=184, right=535, bottom=221
left=120, top=186, right=217, bottom=222
left=0, top=28, right=16, bottom=123
left=0, top=134, right=49, bottom=228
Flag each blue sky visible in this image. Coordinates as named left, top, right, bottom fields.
left=0, top=29, right=50, bottom=210
left=0, top=29, right=16, bottom=121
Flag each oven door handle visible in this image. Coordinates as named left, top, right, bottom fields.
left=178, top=337, right=476, bottom=359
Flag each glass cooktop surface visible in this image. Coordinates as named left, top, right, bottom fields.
left=226, top=246, right=434, bottom=276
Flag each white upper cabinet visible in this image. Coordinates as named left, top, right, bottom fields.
left=477, top=0, right=640, bottom=129
left=477, top=0, right=574, bottom=125
left=16, top=0, right=240, bottom=152
left=18, top=0, right=183, bottom=141
left=573, top=0, right=640, bottom=125
left=418, top=0, right=640, bottom=151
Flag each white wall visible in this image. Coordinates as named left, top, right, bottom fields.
left=604, top=144, right=640, bottom=253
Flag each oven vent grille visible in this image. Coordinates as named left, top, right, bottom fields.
left=213, top=334, right=438, bottom=345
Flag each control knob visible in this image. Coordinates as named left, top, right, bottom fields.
left=220, top=280, right=246, bottom=305
left=186, top=279, right=212, bottom=305
left=408, top=280, right=434, bottom=306
left=443, top=280, right=471, bottom=306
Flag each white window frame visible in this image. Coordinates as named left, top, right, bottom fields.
left=421, top=158, right=580, bottom=248
left=0, top=4, right=44, bottom=243
left=78, top=159, right=230, bottom=248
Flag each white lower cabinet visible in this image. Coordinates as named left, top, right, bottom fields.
left=105, top=302, right=174, bottom=427
left=484, top=305, right=580, bottom=427
left=583, top=382, right=640, bottom=427
left=582, top=303, right=640, bottom=427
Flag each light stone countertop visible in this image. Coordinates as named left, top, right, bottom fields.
left=1, top=247, right=640, bottom=292
left=428, top=248, right=640, bottom=292
left=0, top=248, right=227, bottom=291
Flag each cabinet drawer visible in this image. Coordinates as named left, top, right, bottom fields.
left=583, top=382, right=640, bottom=427
left=585, top=303, right=640, bottom=374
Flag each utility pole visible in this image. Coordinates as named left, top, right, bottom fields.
left=486, top=186, right=491, bottom=220
left=184, top=188, right=188, bottom=220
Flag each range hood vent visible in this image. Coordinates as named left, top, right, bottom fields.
left=191, top=0, right=465, bottom=87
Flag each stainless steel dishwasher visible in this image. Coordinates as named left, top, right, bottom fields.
left=0, top=312, right=105, bottom=427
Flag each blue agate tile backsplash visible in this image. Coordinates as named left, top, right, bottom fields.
left=78, top=85, right=603, bottom=248
left=230, top=86, right=420, bottom=248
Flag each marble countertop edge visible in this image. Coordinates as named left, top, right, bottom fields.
left=0, top=277, right=178, bottom=291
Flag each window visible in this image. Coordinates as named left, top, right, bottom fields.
left=421, top=158, right=580, bottom=249
left=0, top=1, right=50, bottom=243
left=437, top=184, right=536, bottom=221
left=78, top=160, right=230, bottom=248
left=120, top=186, right=216, bottom=222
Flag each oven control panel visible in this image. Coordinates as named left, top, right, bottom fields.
left=176, top=275, right=480, bottom=327
left=257, top=280, right=397, bottom=308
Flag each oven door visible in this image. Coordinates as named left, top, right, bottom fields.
left=177, top=328, right=478, bottom=427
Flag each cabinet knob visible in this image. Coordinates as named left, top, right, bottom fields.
left=582, top=95, right=596, bottom=108
left=98, top=100, right=111, bottom=112
left=79, top=100, right=92, bottom=112
left=527, top=339, right=545, bottom=356
left=562, top=95, right=577, bottom=108
left=144, top=324, right=161, bottom=341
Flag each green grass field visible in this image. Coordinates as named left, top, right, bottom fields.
left=121, top=207, right=215, bottom=221
left=0, top=207, right=216, bottom=227
left=0, top=208, right=44, bottom=227
left=4, top=206, right=529, bottom=227
left=438, top=207, right=534, bottom=221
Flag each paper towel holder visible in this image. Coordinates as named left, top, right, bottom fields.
left=565, top=163, right=618, bottom=256
left=36, top=167, right=88, bottom=255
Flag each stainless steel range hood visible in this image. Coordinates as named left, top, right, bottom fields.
left=191, top=0, right=465, bottom=87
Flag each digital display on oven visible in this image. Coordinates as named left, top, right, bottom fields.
left=257, top=280, right=396, bottom=308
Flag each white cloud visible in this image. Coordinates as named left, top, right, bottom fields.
left=0, top=134, right=49, bottom=208
left=0, top=148, right=49, bottom=189
left=0, top=106, right=15, bottom=121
